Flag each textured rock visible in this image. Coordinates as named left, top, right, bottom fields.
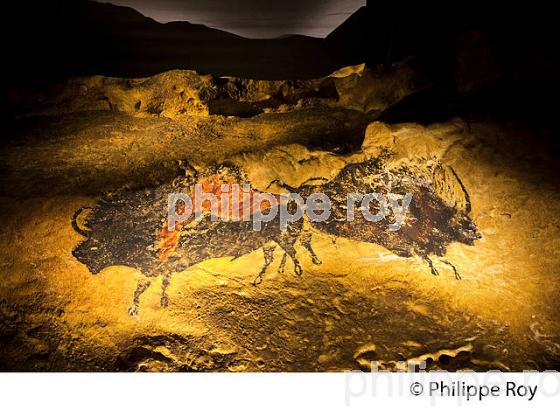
left=9, top=63, right=427, bottom=119
left=3, top=64, right=429, bottom=197
left=1, top=62, right=560, bottom=372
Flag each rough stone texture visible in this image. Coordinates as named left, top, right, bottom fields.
left=1, top=67, right=559, bottom=371
left=9, top=63, right=427, bottom=119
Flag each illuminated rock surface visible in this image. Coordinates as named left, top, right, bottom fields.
left=1, top=67, right=559, bottom=371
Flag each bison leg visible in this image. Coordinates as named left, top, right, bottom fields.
left=278, top=253, right=287, bottom=274
left=279, top=241, right=303, bottom=277
left=128, top=278, right=152, bottom=316
left=252, top=245, right=276, bottom=286
left=423, top=256, right=440, bottom=277
left=441, top=259, right=462, bottom=280
left=274, top=229, right=303, bottom=277
left=160, top=271, right=174, bottom=308
left=300, top=232, right=321, bottom=265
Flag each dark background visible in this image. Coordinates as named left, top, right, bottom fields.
left=4, top=0, right=560, bottom=125
left=99, top=0, right=365, bottom=38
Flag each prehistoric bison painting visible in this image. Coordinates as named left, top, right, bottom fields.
left=72, top=155, right=480, bottom=315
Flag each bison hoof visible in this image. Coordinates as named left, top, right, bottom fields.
left=128, top=305, right=140, bottom=316
left=160, top=295, right=169, bottom=308
left=294, top=264, right=303, bottom=277
left=312, top=256, right=322, bottom=265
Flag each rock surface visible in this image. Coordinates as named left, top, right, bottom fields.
left=10, top=63, right=426, bottom=119
left=1, top=67, right=559, bottom=371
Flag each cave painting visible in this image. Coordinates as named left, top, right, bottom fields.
left=72, top=154, right=480, bottom=315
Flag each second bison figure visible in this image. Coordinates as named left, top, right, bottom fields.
left=72, top=155, right=481, bottom=316
left=271, top=155, right=481, bottom=279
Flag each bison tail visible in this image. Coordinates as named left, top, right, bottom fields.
left=71, top=206, right=93, bottom=237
